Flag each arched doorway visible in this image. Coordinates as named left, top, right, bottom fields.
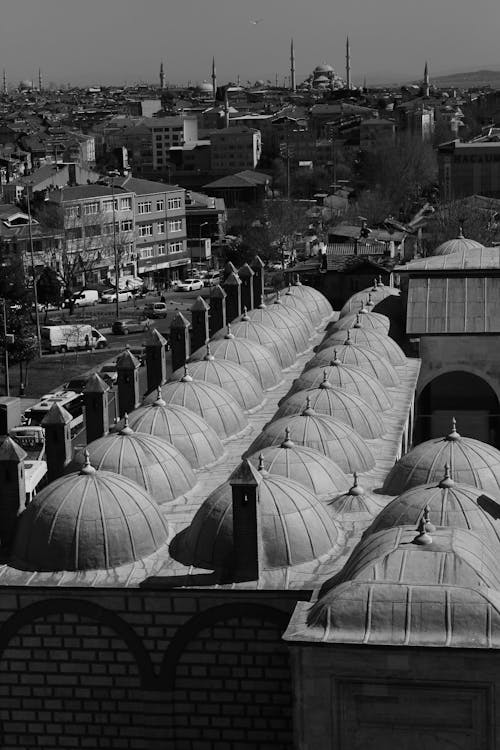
left=416, top=371, right=500, bottom=446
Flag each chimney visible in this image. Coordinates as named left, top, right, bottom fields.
left=228, top=459, right=262, bottom=582
left=190, top=296, right=210, bottom=354
left=116, top=348, right=141, bottom=418
left=170, top=311, right=191, bottom=371
left=41, top=402, right=73, bottom=483
left=84, top=373, right=110, bottom=443
left=0, top=437, right=27, bottom=551
left=251, top=255, right=265, bottom=308
left=144, top=327, right=168, bottom=394
left=238, top=263, right=255, bottom=311
left=209, top=284, right=227, bottom=337
left=223, top=271, right=242, bottom=322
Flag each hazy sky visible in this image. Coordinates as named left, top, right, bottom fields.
left=2, top=0, right=500, bottom=87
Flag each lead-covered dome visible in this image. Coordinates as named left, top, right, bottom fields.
left=383, top=419, right=500, bottom=495
left=67, top=418, right=196, bottom=503
left=321, top=324, right=406, bottom=366
left=11, top=459, right=168, bottom=571
left=245, top=401, right=375, bottom=473
left=326, top=304, right=390, bottom=334
left=190, top=326, right=281, bottom=390
left=433, top=233, right=484, bottom=257
left=127, top=395, right=224, bottom=469
left=339, top=280, right=399, bottom=317
left=330, top=474, right=381, bottom=516
left=305, top=338, right=400, bottom=387
left=272, top=291, right=315, bottom=336
left=286, top=281, right=333, bottom=322
left=281, top=286, right=319, bottom=327
left=245, top=302, right=311, bottom=354
left=144, top=368, right=248, bottom=440
left=170, top=343, right=264, bottom=411
left=212, top=309, right=295, bottom=369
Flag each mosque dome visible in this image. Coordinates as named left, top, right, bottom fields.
left=245, top=401, right=375, bottom=474
left=285, top=282, right=334, bottom=321
left=197, top=80, right=213, bottom=93
left=171, top=470, right=340, bottom=573
left=383, top=419, right=500, bottom=495
left=212, top=309, right=295, bottom=369
left=289, top=357, right=393, bottom=412
left=127, top=396, right=224, bottom=470
left=330, top=474, right=381, bottom=516
left=67, top=418, right=196, bottom=504
left=245, top=302, right=312, bottom=354
left=19, top=80, right=33, bottom=91
left=280, top=287, right=319, bottom=327
left=327, top=305, right=390, bottom=334
left=314, top=64, right=334, bottom=74
left=305, top=338, right=401, bottom=387
left=433, top=233, right=484, bottom=256
left=274, top=376, right=386, bottom=439
left=247, top=428, right=350, bottom=497
left=321, top=325, right=406, bottom=366
left=11, top=460, right=168, bottom=571
left=339, top=281, right=400, bottom=317
left=144, top=368, right=248, bottom=440
left=190, top=326, right=282, bottom=390
left=271, top=291, right=315, bottom=334
left=170, top=344, right=264, bottom=411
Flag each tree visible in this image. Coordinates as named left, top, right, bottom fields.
left=0, top=309, right=38, bottom=392
left=37, top=266, right=62, bottom=306
left=423, top=200, right=498, bottom=254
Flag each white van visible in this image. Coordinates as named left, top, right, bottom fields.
left=41, top=324, right=107, bottom=353
left=72, top=290, right=99, bottom=307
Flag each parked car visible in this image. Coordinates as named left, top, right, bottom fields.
left=203, top=271, right=221, bottom=287
left=176, top=278, right=204, bottom=292
left=101, top=289, right=133, bottom=304
left=143, top=302, right=168, bottom=318
left=111, top=318, right=151, bottom=335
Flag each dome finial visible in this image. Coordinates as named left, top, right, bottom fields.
left=439, top=462, right=455, bottom=488
left=447, top=417, right=460, bottom=441
left=423, top=505, right=436, bottom=533
left=348, top=472, right=365, bottom=496
left=345, top=329, right=352, bottom=345
left=354, top=313, right=361, bottom=328
left=372, top=278, right=378, bottom=291
left=281, top=426, right=294, bottom=448
left=331, top=349, right=341, bottom=366
left=241, top=305, right=249, bottom=321
left=225, top=323, right=234, bottom=339
left=302, top=395, right=315, bottom=416
left=366, top=292, right=374, bottom=308
left=319, top=370, right=332, bottom=389
left=204, top=341, right=215, bottom=361
left=181, top=365, right=193, bottom=382
left=258, top=453, right=265, bottom=471
left=154, top=386, right=166, bottom=407
left=80, top=449, right=96, bottom=475
left=413, top=515, right=433, bottom=545
left=120, top=412, right=134, bottom=435
left=377, top=275, right=383, bottom=287
left=458, top=224, right=464, bottom=239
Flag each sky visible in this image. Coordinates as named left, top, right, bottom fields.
left=2, top=0, right=500, bottom=87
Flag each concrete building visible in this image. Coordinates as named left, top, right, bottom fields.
left=438, top=139, right=500, bottom=200
left=359, top=118, right=396, bottom=151
left=145, top=116, right=198, bottom=171
left=210, top=127, right=262, bottom=174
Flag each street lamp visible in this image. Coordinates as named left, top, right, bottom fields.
left=198, top=222, right=208, bottom=275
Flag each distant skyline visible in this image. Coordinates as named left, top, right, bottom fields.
left=1, top=0, right=500, bottom=87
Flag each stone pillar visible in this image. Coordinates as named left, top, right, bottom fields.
left=228, top=458, right=262, bottom=582
left=238, top=263, right=255, bottom=311
left=144, top=327, right=168, bottom=394
left=116, top=348, right=141, bottom=418
left=251, top=255, right=265, bottom=309
left=223, top=260, right=238, bottom=283
left=84, top=373, right=110, bottom=443
left=170, top=312, right=191, bottom=371
left=190, top=296, right=210, bottom=354
left=223, top=271, right=242, bottom=323
left=209, top=285, right=227, bottom=337
left=0, top=437, right=27, bottom=550
left=42, top=402, right=73, bottom=483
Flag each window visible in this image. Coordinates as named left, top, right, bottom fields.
left=66, top=227, right=82, bottom=240
left=119, top=197, right=132, bottom=210
left=167, top=196, right=182, bottom=210
left=156, top=221, right=165, bottom=234
left=137, top=201, right=152, bottom=214
left=169, top=241, right=183, bottom=254
left=83, top=202, right=99, bottom=215
left=121, top=219, right=133, bottom=231
left=168, top=219, right=182, bottom=233
left=85, top=224, right=101, bottom=238
left=102, top=199, right=118, bottom=213
left=158, top=243, right=166, bottom=255
left=156, top=200, right=164, bottom=211
left=140, top=245, right=154, bottom=258
left=139, top=224, right=153, bottom=237
left=103, top=222, right=120, bottom=235
left=156, top=134, right=162, bottom=141
left=65, top=205, right=81, bottom=218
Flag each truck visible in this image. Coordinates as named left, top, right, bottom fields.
left=40, top=325, right=107, bottom=354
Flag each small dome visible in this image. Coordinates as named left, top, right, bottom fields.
left=326, top=306, right=390, bottom=334
left=305, top=340, right=400, bottom=387
left=67, top=420, right=196, bottom=504
left=383, top=419, right=500, bottom=495
left=11, top=462, right=168, bottom=571
left=281, top=287, right=319, bottom=327
left=274, top=379, right=385, bottom=439
left=190, top=327, right=282, bottom=390
left=246, top=303, right=311, bottom=354
left=272, top=292, right=315, bottom=336
left=286, top=282, right=333, bottom=322
left=170, top=344, right=264, bottom=411
left=171, top=471, right=340, bottom=573
left=290, top=359, right=392, bottom=412
left=322, top=326, right=406, bottom=366
left=197, top=80, right=213, bottom=93
left=127, top=398, right=224, bottom=469
left=247, top=429, right=350, bottom=497
left=339, top=282, right=399, bottom=317
left=212, top=310, right=295, bottom=369
left=144, top=369, right=248, bottom=440
left=330, top=474, right=381, bottom=516
left=245, top=401, right=375, bottom=474
left=433, top=233, right=484, bottom=256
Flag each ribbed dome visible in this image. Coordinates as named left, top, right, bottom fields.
left=245, top=401, right=375, bottom=473
left=127, top=397, right=224, bottom=469
left=281, top=287, right=319, bottom=326
left=383, top=419, right=500, bottom=496
left=190, top=326, right=281, bottom=390
left=286, top=282, right=333, bottom=321
left=272, top=291, right=315, bottom=336
left=274, top=376, right=385, bottom=439
left=330, top=474, right=381, bottom=516
left=11, top=461, right=168, bottom=571
left=305, top=340, right=400, bottom=387
left=67, top=419, right=196, bottom=503
left=171, top=470, right=340, bottom=573
left=289, top=358, right=392, bottom=412
left=326, top=305, right=390, bottom=334
left=339, top=281, right=399, bottom=317
left=212, top=309, right=295, bottom=369
left=170, top=344, right=264, bottom=411
left=245, top=303, right=311, bottom=354
left=322, top=326, right=406, bottom=366
left=144, top=369, right=248, bottom=440
left=433, top=234, right=484, bottom=256
left=247, top=429, right=350, bottom=497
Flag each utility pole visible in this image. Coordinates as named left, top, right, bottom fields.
left=111, top=177, right=120, bottom=319
left=26, top=187, right=42, bottom=358
left=1, top=298, right=10, bottom=396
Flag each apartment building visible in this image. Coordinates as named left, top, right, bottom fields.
left=144, top=116, right=198, bottom=171
left=210, top=126, right=262, bottom=174
left=437, top=139, right=500, bottom=200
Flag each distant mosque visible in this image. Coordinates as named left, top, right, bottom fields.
left=296, top=37, right=353, bottom=91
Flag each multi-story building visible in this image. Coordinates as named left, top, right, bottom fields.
left=145, top=116, right=198, bottom=171
left=210, top=126, right=262, bottom=174
left=437, top=139, right=500, bottom=200
left=360, top=118, right=396, bottom=151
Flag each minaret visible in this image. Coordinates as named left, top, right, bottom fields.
left=423, top=60, right=430, bottom=97
left=2, top=70, right=6, bottom=95
left=212, top=57, right=217, bottom=100
left=38, top=68, right=43, bottom=92
left=290, top=39, right=296, bottom=92
left=159, top=60, right=165, bottom=90
left=346, top=36, right=351, bottom=90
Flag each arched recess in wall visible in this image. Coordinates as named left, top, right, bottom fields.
left=416, top=370, right=500, bottom=446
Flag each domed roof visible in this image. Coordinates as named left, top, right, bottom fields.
left=272, top=290, right=315, bottom=334
left=281, top=287, right=319, bottom=327
left=330, top=473, right=381, bottom=516
left=314, top=75, right=330, bottom=83
left=170, top=343, right=264, bottom=411
left=245, top=401, right=375, bottom=474
left=327, top=305, right=390, bottom=334
left=11, top=458, right=168, bottom=571
left=67, top=418, right=196, bottom=503
left=274, top=375, right=385, bottom=439
left=370, top=465, right=500, bottom=547
left=305, top=339, right=400, bottom=387
left=213, top=308, right=295, bottom=368
left=247, top=428, right=350, bottom=498
left=290, top=358, right=393, bottom=412
left=127, top=396, right=224, bottom=469
left=314, top=63, right=334, bottom=73
left=190, top=326, right=281, bottom=390
left=197, top=80, right=213, bottom=92
left=321, top=325, right=406, bottom=366
left=433, top=233, right=484, bottom=256
left=286, top=282, right=333, bottom=321
left=339, top=281, right=400, bottom=317
left=245, top=303, right=311, bottom=354
left=383, top=419, right=500, bottom=496
left=144, top=368, right=248, bottom=440
left=171, top=468, right=340, bottom=573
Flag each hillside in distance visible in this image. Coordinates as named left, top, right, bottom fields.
left=430, top=69, right=500, bottom=89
